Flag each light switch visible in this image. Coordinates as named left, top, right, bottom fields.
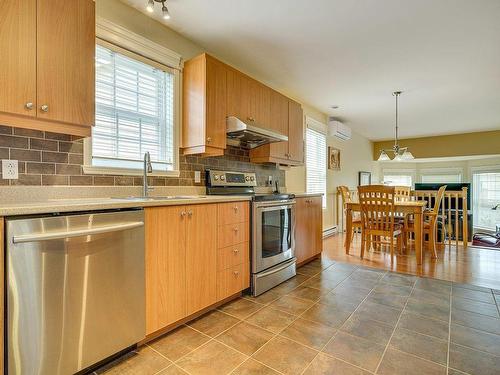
left=194, top=170, right=201, bottom=183
left=2, top=159, right=18, bottom=179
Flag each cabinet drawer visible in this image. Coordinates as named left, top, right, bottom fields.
left=217, top=242, right=248, bottom=271
left=218, top=222, right=249, bottom=248
left=218, top=202, right=249, bottom=225
left=217, top=262, right=250, bottom=300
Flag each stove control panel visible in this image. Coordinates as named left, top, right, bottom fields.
left=207, top=170, right=257, bottom=187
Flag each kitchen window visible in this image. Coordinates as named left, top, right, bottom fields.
left=382, top=170, right=414, bottom=187
left=306, top=125, right=327, bottom=208
left=84, top=20, right=181, bottom=176
left=420, top=168, right=463, bottom=183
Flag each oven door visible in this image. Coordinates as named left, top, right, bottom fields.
left=252, top=200, right=295, bottom=273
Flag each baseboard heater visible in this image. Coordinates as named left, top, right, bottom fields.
left=323, top=226, right=338, bottom=238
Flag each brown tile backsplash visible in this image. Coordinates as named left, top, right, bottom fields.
left=0, top=125, right=285, bottom=187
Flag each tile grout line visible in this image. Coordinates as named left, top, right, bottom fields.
left=447, top=283, right=453, bottom=375
left=373, top=276, right=418, bottom=374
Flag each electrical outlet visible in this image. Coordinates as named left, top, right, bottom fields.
left=2, top=159, right=19, bottom=179
left=194, top=170, right=201, bottom=184
left=268, top=176, right=273, bottom=185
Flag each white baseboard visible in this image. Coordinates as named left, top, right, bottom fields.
left=323, top=226, right=338, bottom=238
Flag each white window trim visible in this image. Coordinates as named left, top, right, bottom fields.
left=83, top=18, right=183, bottom=177
left=305, top=116, right=327, bottom=209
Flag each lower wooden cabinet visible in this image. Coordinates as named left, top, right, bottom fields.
left=145, top=202, right=250, bottom=335
left=295, top=196, right=323, bottom=264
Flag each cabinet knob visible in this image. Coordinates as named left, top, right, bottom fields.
left=233, top=227, right=239, bottom=233
left=180, top=211, right=186, bottom=217
left=233, top=206, right=239, bottom=212
left=233, top=248, right=239, bottom=254
left=40, top=104, right=49, bottom=112
left=206, top=137, right=212, bottom=144
left=25, top=102, right=34, bottom=110
left=247, top=117, right=255, bottom=122
left=187, top=210, right=193, bottom=217
left=233, top=271, right=239, bottom=276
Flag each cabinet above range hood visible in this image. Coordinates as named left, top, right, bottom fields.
left=226, top=116, right=288, bottom=149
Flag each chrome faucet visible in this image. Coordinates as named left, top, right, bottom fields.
left=143, top=152, right=154, bottom=197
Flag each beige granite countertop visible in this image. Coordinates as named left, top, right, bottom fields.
left=0, top=195, right=252, bottom=217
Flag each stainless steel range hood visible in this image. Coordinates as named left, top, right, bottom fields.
left=226, top=116, right=288, bottom=149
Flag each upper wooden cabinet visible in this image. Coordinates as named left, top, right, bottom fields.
left=183, top=54, right=227, bottom=156
left=183, top=53, right=304, bottom=165
left=0, top=0, right=95, bottom=137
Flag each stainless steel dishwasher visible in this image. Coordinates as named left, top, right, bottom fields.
left=6, top=209, right=145, bottom=375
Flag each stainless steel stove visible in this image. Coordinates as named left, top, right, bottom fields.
left=206, top=170, right=296, bottom=296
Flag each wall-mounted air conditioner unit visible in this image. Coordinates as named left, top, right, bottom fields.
left=328, top=118, right=351, bottom=141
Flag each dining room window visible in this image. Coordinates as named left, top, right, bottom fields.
left=472, top=169, right=500, bottom=231
left=382, top=173, right=413, bottom=187
left=306, top=127, right=327, bottom=208
left=420, top=168, right=463, bottom=183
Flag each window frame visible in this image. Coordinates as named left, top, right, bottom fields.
left=471, top=164, right=500, bottom=232
left=382, top=168, right=416, bottom=188
left=419, top=167, right=463, bottom=183
left=83, top=18, right=182, bottom=177
left=305, top=117, right=327, bottom=209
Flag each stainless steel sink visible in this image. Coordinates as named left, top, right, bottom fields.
left=112, top=196, right=207, bottom=201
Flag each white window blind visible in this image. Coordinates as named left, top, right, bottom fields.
left=92, top=44, right=175, bottom=172
left=306, top=128, right=327, bottom=208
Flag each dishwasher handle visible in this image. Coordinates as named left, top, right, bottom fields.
left=12, top=221, right=144, bottom=244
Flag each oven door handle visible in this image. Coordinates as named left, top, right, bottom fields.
left=254, top=200, right=296, bottom=209
left=255, top=258, right=296, bottom=278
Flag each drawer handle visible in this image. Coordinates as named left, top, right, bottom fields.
left=233, top=271, right=239, bottom=276
left=180, top=211, right=186, bottom=217
left=233, top=249, right=239, bottom=254
left=207, top=137, right=212, bottom=143
left=233, top=206, right=239, bottom=212
left=233, top=227, right=239, bottom=233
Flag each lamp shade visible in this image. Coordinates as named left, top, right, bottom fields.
left=377, top=150, right=391, bottom=161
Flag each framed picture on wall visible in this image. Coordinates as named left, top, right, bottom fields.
left=358, top=171, right=371, bottom=186
left=328, top=147, right=341, bottom=170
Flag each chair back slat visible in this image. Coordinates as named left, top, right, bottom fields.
left=394, top=186, right=411, bottom=202
left=358, top=185, right=396, bottom=233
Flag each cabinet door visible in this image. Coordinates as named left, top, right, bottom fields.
left=37, top=0, right=95, bottom=126
left=310, top=196, right=324, bottom=256
left=255, top=82, right=270, bottom=126
left=227, top=69, right=250, bottom=121
left=294, top=198, right=310, bottom=264
left=145, top=206, right=187, bottom=335
left=288, top=100, right=304, bottom=164
left=0, top=0, right=37, bottom=116
left=269, top=91, right=289, bottom=159
left=186, top=204, right=218, bottom=315
left=205, top=56, right=227, bottom=149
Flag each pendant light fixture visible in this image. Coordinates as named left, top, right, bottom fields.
left=146, top=0, right=170, bottom=20
left=377, top=91, right=414, bottom=161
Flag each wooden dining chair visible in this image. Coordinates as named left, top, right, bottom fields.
left=357, top=185, right=403, bottom=262
left=394, top=186, right=411, bottom=202
left=405, top=185, right=447, bottom=258
left=338, top=186, right=362, bottom=247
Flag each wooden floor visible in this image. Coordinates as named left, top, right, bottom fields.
left=323, top=233, right=500, bottom=290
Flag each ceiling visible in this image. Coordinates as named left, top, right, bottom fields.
left=122, top=0, right=500, bottom=141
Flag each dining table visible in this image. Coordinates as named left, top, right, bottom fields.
left=344, top=201, right=428, bottom=265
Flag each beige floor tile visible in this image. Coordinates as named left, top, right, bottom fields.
left=452, top=287, right=496, bottom=304
left=323, top=331, right=385, bottom=372
left=390, top=327, right=448, bottom=365
left=280, top=318, right=336, bottom=350
left=354, top=300, right=402, bottom=326
left=253, top=336, right=317, bottom=374
left=377, top=348, right=447, bottom=375
left=333, top=283, right=372, bottom=298
left=341, top=277, right=377, bottom=291
left=303, top=274, right=344, bottom=290
left=303, top=353, right=371, bottom=375
left=287, top=285, right=329, bottom=301
left=449, top=343, right=500, bottom=375
left=216, top=321, right=273, bottom=355
left=405, top=299, right=450, bottom=322
left=188, top=310, right=240, bottom=337
left=269, top=294, right=314, bottom=315
left=149, top=325, right=211, bottom=361
left=297, top=263, right=323, bottom=276
left=452, top=297, right=499, bottom=318
left=340, top=315, right=394, bottom=346
left=414, top=278, right=451, bottom=295
left=232, top=359, right=280, bottom=375
left=397, top=311, right=449, bottom=340
left=301, top=303, right=353, bottom=328
left=218, top=298, right=264, bottom=319
left=366, top=292, right=408, bottom=309
left=451, top=324, right=500, bottom=356
left=380, top=272, right=417, bottom=287
left=245, top=306, right=297, bottom=333
left=447, top=369, right=469, bottom=375
left=176, top=341, right=247, bottom=375
left=451, top=308, right=500, bottom=335
left=157, top=365, right=189, bottom=375
left=374, top=283, right=413, bottom=297
left=244, top=290, right=281, bottom=305
left=409, top=288, right=451, bottom=309
left=272, top=274, right=311, bottom=294
left=318, top=292, right=361, bottom=311
left=98, top=346, right=171, bottom=375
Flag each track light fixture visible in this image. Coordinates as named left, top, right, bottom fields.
left=145, top=0, right=171, bottom=19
